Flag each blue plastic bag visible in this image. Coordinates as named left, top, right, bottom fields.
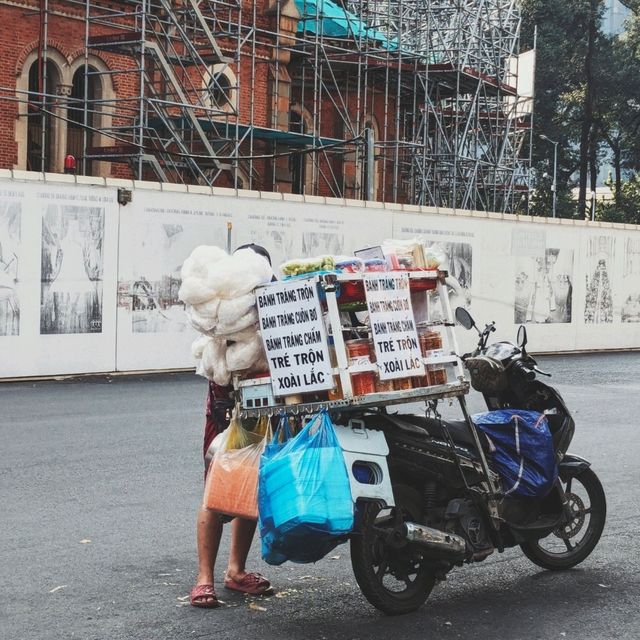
left=472, top=410, right=558, bottom=498
left=258, top=410, right=354, bottom=565
left=258, top=416, right=294, bottom=565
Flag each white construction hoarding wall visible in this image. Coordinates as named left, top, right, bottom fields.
left=0, top=171, right=638, bottom=378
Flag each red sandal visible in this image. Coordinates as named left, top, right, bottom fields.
left=190, top=584, right=220, bottom=608
left=223, top=572, right=273, bottom=596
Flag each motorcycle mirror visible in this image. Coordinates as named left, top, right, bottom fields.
left=455, top=307, right=476, bottom=331
left=517, top=325, right=528, bottom=350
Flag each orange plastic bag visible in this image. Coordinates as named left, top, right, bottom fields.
left=203, top=438, right=265, bottom=520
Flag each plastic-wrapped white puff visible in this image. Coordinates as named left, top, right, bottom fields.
left=192, top=297, right=221, bottom=321
left=225, top=331, right=265, bottom=372
left=185, top=304, right=218, bottom=335
left=199, top=336, right=231, bottom=386
left=205, top=248, right=274, bottom=300
left=191, top=335, right=211, bottom=360
left=217, top=292, right=256, bottom=326
left=181, top=245, right=227, bottom=281
left=215, top=306, right=259, bottom=336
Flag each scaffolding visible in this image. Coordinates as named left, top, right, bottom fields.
left=21, top=0, right=534, bottom=212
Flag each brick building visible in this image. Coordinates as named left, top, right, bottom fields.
left=0, top=0, right=531, bottom=212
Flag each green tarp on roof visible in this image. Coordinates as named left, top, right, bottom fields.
left=149, top=118, right=345, bottom=147
left=295, top=0, right=394, bottom=48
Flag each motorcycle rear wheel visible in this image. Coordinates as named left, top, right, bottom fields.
left=520, top=467, right=606, bottom=570
left=350, top=484, right=436, bottom=615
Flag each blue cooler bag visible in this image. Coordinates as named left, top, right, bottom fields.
left=472, top=410, right=558, bottom=498
left=258, top=410, right=354, bottom=564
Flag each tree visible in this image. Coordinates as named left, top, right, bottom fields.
left=520, top=0, right=640, bottom=220
left=597, top=175, right=640, bottom=224
left=520, top=0, right=600, bottom=218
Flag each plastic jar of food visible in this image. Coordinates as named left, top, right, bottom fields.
left=419, top=330, right=447, bottom=386
left=346, top=338, right=376, bottom=396
left=364, top=258, right=388, bottom=272
left=336, top=258, right=364, bottom=273
left=367, top=339, right=394, bottom=393
left=393, top=377, right=413, bottom=391
left=398, top=255, right=414, bottom=269
left=327, top=339, right=343, bottom=400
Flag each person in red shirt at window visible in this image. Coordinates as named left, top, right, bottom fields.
left=190, top=244, right=274, bottom=608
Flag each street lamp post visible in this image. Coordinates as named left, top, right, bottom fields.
left=540, top=134, right=559, bottom=218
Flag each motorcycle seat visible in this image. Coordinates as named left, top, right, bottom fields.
left=393, top=414, right=493, bottom=457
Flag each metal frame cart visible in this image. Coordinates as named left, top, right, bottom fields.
left=234, top=270, right=502, bottom=513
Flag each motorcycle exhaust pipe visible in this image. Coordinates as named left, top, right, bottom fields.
left=404, top=522, right=467, bottom=558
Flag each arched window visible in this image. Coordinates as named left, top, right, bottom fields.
left=289, top=104, right=315, bottom=195
left=209, top=73, right=232, bottom=108
left=289, top=110, right=306, bottom=195
left=204, top=64, right=237, bottom=113
left=27, top=60, right=60, bottom=172
left=68, top=66, right=99, bottom=175
left=362, top=116, right=381, bottom=200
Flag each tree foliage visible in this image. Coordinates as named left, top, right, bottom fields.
left=521, top=0, right=640, bottom=223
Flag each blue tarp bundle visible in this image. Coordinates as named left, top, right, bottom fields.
left=472, top=410, right=558, bottom=498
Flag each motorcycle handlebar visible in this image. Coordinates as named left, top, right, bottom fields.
left=510, top=360, right=536, bottom=381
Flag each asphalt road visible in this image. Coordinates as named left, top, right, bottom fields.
left=1, top=353, right=639, bottom=640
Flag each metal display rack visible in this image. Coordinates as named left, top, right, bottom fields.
left=235, top=267, right=503, bottom=506
left=236, top=269, right=469, bottom=418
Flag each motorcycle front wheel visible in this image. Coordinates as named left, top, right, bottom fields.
left=520, top=467, right=606, bottom=570
left=350, top=484, right=436, bottom=615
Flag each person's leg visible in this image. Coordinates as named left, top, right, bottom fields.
left=226, top=517, right=256, bottom=580
left=224, top=519, right=272, bottom=594
left=193, top=506, right=223, bottom=604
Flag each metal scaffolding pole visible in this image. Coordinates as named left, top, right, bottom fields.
left=17, top=0, right=533, bottom=209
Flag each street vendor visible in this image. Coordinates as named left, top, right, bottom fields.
left=190, top=243, right=274, bottom=608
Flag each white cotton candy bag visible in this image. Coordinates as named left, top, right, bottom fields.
left=217, top=293, right=256, bottom=326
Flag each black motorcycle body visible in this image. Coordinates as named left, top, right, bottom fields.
left=338, top=313, right=606, bottom=615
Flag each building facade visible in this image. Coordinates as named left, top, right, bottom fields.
left=0, top=0, right=532, bottom=212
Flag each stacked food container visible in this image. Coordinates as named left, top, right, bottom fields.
left=236, top=240, right=468, bottom=416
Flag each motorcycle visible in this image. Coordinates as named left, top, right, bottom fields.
left=337, top=308, right=606, bottom=615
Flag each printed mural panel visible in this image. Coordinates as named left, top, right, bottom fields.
left=584, top=235, right=615, bottom=324
left=621, top=237, right=640, bottom=323
left=0, top=198, right=21, bottom=336
left=511, top=229, right=574, bottom=325
left=40, top=204, right=104, bottom=334
left=0, top=183, right=118, bottom=378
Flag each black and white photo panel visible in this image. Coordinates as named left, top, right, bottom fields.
left=40, top=204, right=104, bottom=334
left=0, top=201, right=21, bottom=336
left=621, top=237, right=640, bottom=323
left=584, top=235, right=615, bottom=324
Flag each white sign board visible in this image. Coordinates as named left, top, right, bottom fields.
left=365, top=273, right=424, bottom=380
left=256, top=278, right=333, bottom=395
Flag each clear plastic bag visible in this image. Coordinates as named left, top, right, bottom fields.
left=225, top=408, right=263, bottom=451
left=181, top=245, right=228, bottom=281
left=217, top=293, right=256, bottom=326
left=191, top=335, right=211, bottom=360
left=204, top=425, right=230, bottom=467
left=192, top=298, right=221, bottom=321
left=225, top=332, right=265, bottom=372
left=215, top=307, right=259, bottom=336
left=186, top=304, right=218, bottom=334
left=198, top=337, right=230, bottom=385
left=204, top=437, right=265, bottom=520
left=280, top=255, right=336, bottom=277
